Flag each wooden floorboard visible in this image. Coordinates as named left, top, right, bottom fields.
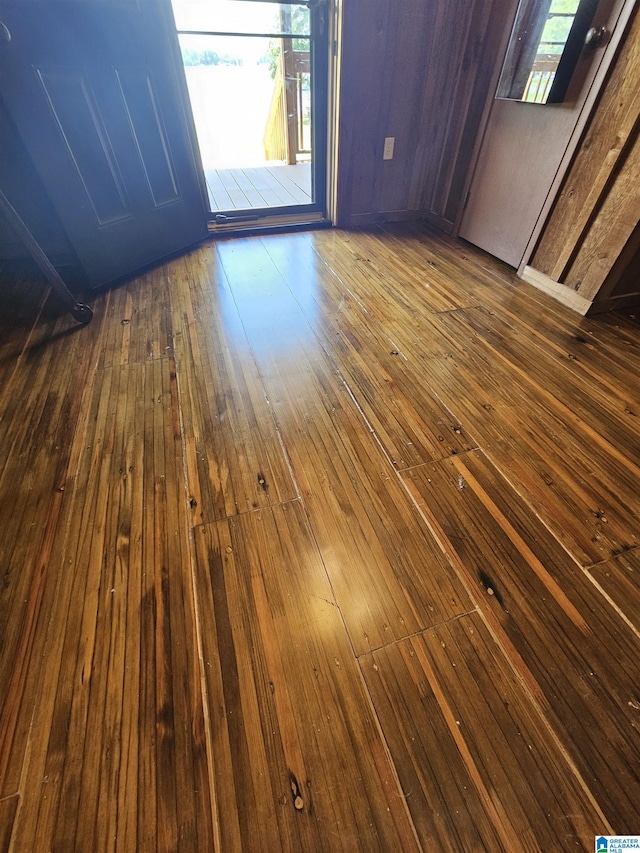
left=217, top=237, right=474, bottom=654
left=167, top=249, right=298, bottom=524
left=418, top=310, right=640, bottom=566
left=0, top=289, right=100, bottom=800
left=588, top=548, right=640, bottom=631
left=261, top=233, right=477, bottom=469
left=3, top=359, right=212, bottom=851
left=1, top=223, right=639, bottom=850
left=362, top=613, right=606, bottom=851
left=0, top=795, right=19, bottom=853
left=402, top=450, right=640, bottom=830
left=193, top=502, right=420, bottom=852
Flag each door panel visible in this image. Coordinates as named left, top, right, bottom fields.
left=0, top=1, right=208, bottom=288
left=116, top=70, right=182, bottom=208
left=37, top=68, right=134, bottom=226
left=460, top=100, right=579, bottom=267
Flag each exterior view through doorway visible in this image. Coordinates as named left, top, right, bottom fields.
left=171, top=0, right=327, bottom=226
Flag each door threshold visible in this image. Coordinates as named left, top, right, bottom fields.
left=207, top=210, right=330, bottom=237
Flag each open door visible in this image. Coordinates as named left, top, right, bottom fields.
left=171, top=0, right=328, bottom=226
left=0, top=1, right=208, bottom=289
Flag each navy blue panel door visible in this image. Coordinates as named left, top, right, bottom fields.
left=0, top=1, right=208, bottom=288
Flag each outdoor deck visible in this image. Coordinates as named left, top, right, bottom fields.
left=205, top=162, right=312, bottom=212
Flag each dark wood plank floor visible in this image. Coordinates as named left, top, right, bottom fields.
left=1, top=224, right=639, bottom=851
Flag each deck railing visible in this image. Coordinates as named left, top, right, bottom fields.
left=263, top=47, right=310, bottom=164
left=263, top=64, right=288, bottom=162
left=523, top=54, right=560, bottom=103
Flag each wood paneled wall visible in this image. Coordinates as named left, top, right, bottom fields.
left=530, top=3, right=640, bottom=305
left=334, top=0, right=516, bottom=229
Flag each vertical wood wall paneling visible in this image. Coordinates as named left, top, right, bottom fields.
left=530, top=4, right=640, bottom=302
left=377, top=3, right=435, bottom=215
left=406, top=0, right=456, bottom=218
left=422, top=0, right=516, bottom=228
left=438, top=0, right=518, bottom=227
left=335, top=0, right=515, bottom=229
left=335, top=0, right=390, bottom=224
left=565, top=132, right=640, bottom=300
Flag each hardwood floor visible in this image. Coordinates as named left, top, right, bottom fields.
left=1, top=224, right=639, bottom=851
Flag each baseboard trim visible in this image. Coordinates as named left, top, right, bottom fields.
left=520, top=266, right=592, bottom=315
left=346, top=210, right=428, bottom=228
left=342, top=210, right=456, bottom=231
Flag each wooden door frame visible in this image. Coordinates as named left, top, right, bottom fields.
left=170, top=0, right=333, bottom=227
left=326, top=0, right=342, bottom=225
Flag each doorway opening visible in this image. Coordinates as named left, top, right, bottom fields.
left=171, top=0, right=327, bottom=225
